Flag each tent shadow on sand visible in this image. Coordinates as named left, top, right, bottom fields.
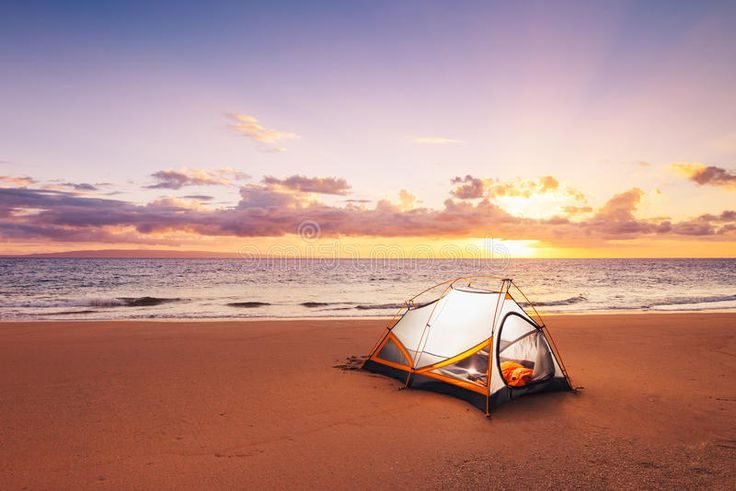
left=358, top=277, right=576, bottom=416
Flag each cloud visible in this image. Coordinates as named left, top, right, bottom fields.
left=238, top=185, right=302, bottom=209
left=147, top=168, right=249, bottom=190
left=450, top=175, right=583, bottom=202
left=228, top=113, right=299, bottom=152
left=487, top=176, right=562, bottom=199
left=539, top=176, right=560, bottom=193
left=61, top=182, right=97, bottom=191
left=0, top=176, right=36, bottom=187
left=0, top=188, right=166, bottom=241
left=594, top=188, right=643, bottom=222
left=398, top=189, right=417, bottom=210
left=181, top=195, right=214, bottom=201
left=672, top=163, right=736, bottom=189
left=583, top=188, right=660, bottom=237
left=35, top=181, right=102, bottom=194
left=146, top=196, right=209, bottom=210
left=665, top=210, right=736, bottom=236
left=262, top=175, right=351, bottom=195
left=413, top=136, right=464, bottom=145
left=565, top=188, right=587, bottom=201
left=0, top=180, right=734, bottom=247
left=450, top=175, right=485, bottom=199
left=562, top=205, right=593, bottom=215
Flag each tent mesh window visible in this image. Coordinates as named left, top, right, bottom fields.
left=429, top=347, right=489, bottom=386
left=498, top=314, right=554, bottom=387
left=376, top=337, right=410, bottom=366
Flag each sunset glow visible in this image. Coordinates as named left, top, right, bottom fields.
left=1, top=1, right=734, bottom=258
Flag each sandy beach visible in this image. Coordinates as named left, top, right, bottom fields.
left=1, top=313, right=734, bottom=489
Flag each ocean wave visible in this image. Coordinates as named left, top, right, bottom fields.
left=226, top=301, right=271, bottom=308
left=301, top=302, right=330, bottom=307
left=0, top=296, right=184, bottom=309
left=301, top=301, right=355, bottom=308
left=354, top=303, right=405, bottom=310
left=523, top=295, right=587, bottom=307
left=45, top=309, right=100, bottom=315
left=115, top=297, right=183, bottom=307
left=646, top=294, right=736, bottom=308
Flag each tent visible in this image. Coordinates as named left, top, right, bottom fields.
left=362, top=277, right=572, bottom=414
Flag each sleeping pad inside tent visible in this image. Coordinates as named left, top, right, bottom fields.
left=362, top=277, right=572, bottom=414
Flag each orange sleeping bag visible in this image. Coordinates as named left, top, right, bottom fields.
left=500, top=361, right=534, bottom=387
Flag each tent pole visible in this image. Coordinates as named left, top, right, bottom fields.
left=486, top=278, right=511, bottom=417
left=543, top=325, right=573, bottom=389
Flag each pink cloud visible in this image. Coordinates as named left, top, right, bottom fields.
left=451, top=174, right=585, bottom=202
left=147, top=168, right=249, bottom=190
left=0, top=176, right=35, bottom=187
left=227, top=113, right=299, bottom=152
left=0, top=178, right=734, bottom=247
left=672, top=163, right=736, bottom=189
left=262, top=175, right=351, bottom=195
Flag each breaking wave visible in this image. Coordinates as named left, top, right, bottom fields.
left=114, top=297, right=184, bottom=307
left=226, top=301, right=271, bottom=308
left=646, top=294, right=736, bottom=308
left=301, top=302, right=330, bottom=307
left=44, top=309, right=101, bottom=315
left=0, top=297, right=184, bottom=308
left=301, top=301, right=356, bottom=308
left=354, top=303, right=405, bottom=310
left=525, top=295, right=588, bottom=307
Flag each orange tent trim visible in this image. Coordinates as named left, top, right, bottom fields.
left=415, top=338, right=490, bottom=374
left=369, top=332, right=412, bottom=367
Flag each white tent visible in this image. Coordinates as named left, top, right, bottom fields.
left=362, top=277, right=572, bottom=414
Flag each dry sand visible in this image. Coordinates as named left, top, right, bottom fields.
left=0, top=314, right=734, bottom=489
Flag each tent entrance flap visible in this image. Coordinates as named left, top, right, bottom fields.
left=497, top=312, right=556, bottom=386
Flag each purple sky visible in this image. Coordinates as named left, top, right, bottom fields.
left=1, top=1, right=735, bottom=256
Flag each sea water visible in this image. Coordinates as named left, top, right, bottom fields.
left=0, top=258, right=734, bottom=320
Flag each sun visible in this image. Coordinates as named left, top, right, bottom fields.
left=471, top=238, right=539, bottom=258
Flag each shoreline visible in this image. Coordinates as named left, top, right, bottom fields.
left=2, top=308, right=736, bottom=323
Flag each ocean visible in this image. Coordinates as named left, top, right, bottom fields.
left=0, top=258, right=734, bottom=320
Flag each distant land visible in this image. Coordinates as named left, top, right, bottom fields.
left=2, top=249, right=244, bottom=259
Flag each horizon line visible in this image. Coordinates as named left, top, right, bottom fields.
left=1, top=249, right=734, bottom=260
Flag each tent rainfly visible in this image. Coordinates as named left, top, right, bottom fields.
left=362, top=277, right=572, bottom=415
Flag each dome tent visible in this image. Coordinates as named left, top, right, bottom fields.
left=362, top=277, right=572, bottom=415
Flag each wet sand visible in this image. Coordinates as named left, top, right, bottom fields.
left=0, top=314, right=735, bottom=489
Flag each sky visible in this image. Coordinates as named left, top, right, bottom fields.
left=0, top=0, right=735, bottom=257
